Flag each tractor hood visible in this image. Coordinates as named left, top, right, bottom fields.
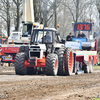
left=29, top=44, right=46, bottom=51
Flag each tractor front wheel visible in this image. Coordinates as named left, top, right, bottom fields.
left=45, top=54, right=58, bottom=76
left=15, top=53, right=27, bottom=75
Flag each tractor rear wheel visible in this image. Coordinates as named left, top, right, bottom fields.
left=57, top=46, right=65, bottom=75
left=64, top=47, right=73, bottom=76
left=45, top=54, right=58, bottom=76
left=15, top=53, right=27, bottom=75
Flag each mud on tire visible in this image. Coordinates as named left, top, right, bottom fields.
left=45, top=53, right=58, bottom=76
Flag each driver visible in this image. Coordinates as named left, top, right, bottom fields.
left=46, top=31, right=52, bottom=42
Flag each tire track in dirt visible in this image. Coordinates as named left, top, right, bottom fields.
left=0, top=71, right=100, bottom=100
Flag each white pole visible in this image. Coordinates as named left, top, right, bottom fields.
left=23, top=0, right=34, bottom=22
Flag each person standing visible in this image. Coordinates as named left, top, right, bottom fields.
left=77, top=31, right=86, bottom=38
left=66, top=33, right=74, bottom=41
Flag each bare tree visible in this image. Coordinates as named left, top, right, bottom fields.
left=0, top=0, right=11, bottom=36
left=96, top=0, right=100, bottom=31
left=33, top=0, right=43, bottom=23
left=13, top=0, right=23, bottom=31
left=33, top=0, right=61, bottom=28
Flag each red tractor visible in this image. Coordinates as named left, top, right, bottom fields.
left=15, top=28, right=74, bottom=75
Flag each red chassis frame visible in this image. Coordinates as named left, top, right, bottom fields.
left=24, top=56, right=46, bottom=69
left=76, top=55, right=98, bottom=66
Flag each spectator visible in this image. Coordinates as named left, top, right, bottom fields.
left=66, top=33, right=74, bottom=41
left=77, top=31, right=86, bottom=38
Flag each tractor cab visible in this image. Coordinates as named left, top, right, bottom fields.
left=31, top=28, right=63, bottom=44
left=30, top=28, right=63, bottom=55
left=22, top=22, right=33, bottom=37
left=31, top=29, right=57, bottom=44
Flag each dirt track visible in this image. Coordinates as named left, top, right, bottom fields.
left=0, top=65, right=100, bottom=100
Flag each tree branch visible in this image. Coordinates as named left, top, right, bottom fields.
left=61, top=2, right=75, bottom=22
left=13, top=0, right=17, bottom=5
left=78, top=1, right=95, bottom=17
left=0, top=15, right=7, bottom=22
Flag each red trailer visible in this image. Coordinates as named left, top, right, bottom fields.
left=0, top=44, right=20, bottom=66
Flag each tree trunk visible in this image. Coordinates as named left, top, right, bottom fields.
left=14, top=0, right=20, bottom=31
left=54, top=0, right=57, bottom=29
left=16, top=0, right=20, bottom=31
left=7, top=20, right=10, bottom=37
left=76, top=0, right=79, bottom=23
left=33, top=0, right=37, bottom=22
left=7, top=0, right=10, bottom=36
left=99, top=12, right=100, bottom=41
left=43, top=0, right=48, bottom=27
left=75, top=0, right=79, bottom=37
left=39, top=0, right=43, bottom=24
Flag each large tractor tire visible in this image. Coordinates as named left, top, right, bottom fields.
left=15, top=53, right=27, bottom=75
left=45, top=54, right=58, bottom=76
left=15, top=53, right=37, bottom=75
left=64, top=47, right=73, bottom=76
left=19, top=46, right=25, bottom=53
left=57, top=46, right=65, bottom=75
